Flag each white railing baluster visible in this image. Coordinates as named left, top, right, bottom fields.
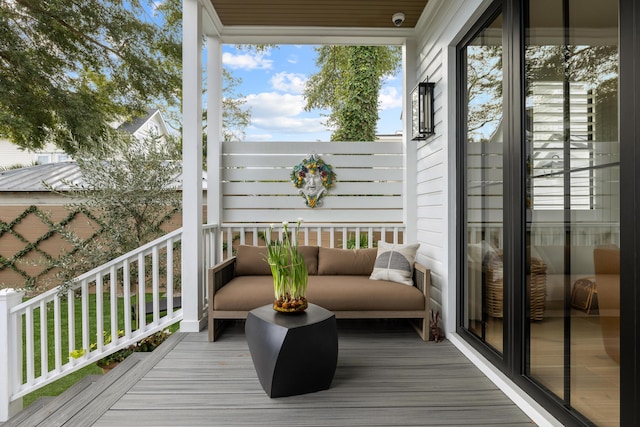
left=252, top=227, right=258, bottom=246
left=226, top=228, right=233, bottom=258
left=13, top=308, right=22, bottom=393
left=138, top=252, right=146, bottom=331
left=238, top=227, right=245, bottom=245
left=123, top=259, right=131, bottom=337
left=25, top=309, right=34, bottom=386
left=166, top=239, right=174, bottom=320
left=81, top=280, right=89, bottom=356
left=39, top=300, right=48, bottom=378
left=54, top=296, right=61, bottom=372
left=67, top=289, right=75, bottom=363
left=152, top=246, right=160, bottom=324
left=219, top=229, right=225, bottom=264
left=110, top=266, right=118, bottom=343
left=96, top=274, right=104, bottom=352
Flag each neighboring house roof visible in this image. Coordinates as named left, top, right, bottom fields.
left=0, top=162, right=82, bottom=191
left=117, top=109, right=169, bottom=138
left=0, top=161, right=206, bottom=192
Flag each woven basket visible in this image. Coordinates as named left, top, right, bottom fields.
left=484, top=254, right=547, bottom=320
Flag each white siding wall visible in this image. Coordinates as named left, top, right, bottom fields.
left=0, top=140, right=70, bottom=168
left=413, top=0, right=489, bottom=333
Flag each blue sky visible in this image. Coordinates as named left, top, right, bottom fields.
left=221, top=45, right=404, bottom=142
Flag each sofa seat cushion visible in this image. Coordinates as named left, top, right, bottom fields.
left=307, top=276, right=425, bottom=311
left=213, top=275, right=424, bottom=312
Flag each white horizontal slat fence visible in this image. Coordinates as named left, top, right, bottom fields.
left=221, top=141, right=405, bottom=223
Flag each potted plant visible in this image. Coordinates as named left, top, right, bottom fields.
left=265, top=219, right=308, bottom=313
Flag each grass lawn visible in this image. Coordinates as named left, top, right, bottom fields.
left=21, top=293, right=180, bottom=408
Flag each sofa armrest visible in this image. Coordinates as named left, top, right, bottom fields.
left=208, top=256, right=236, bottom=342
left=413, top=262, right=432, bottom=341
left=208, top=257, right=236, bottom=299
left=413, top=262, right=430, bottom=297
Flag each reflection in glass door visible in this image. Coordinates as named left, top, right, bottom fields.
left=525, top=1, right=620, bottom=425
left=462, top=12, right=504, bottom=353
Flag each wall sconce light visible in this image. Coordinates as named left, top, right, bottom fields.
left=410, top=81, right=435, bottom=140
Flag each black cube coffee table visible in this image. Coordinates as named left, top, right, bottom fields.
left=245, top=303, right=338, bottom=398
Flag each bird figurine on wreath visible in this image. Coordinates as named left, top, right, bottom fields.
left=291, top=154, right=337, bottom=208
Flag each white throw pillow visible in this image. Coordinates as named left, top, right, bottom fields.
left=369, top=241, right=420, bottom=285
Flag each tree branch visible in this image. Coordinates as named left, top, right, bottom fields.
left=15, top=0, right=123, bottom=59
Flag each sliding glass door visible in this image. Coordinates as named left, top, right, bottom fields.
left=459, top=1, right=621, bottom=425
left=524, top=2, right=619, bottom=425
left=462, top=10, right=504, bottom=354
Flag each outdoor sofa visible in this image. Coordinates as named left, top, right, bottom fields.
left=207, top=244, right=431, bottom=342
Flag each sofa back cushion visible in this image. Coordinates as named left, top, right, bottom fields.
left=234, top=245, right=319, bottom=276
left=235, top=245, right=270, bottom=275
left=299, top=246, right=319, bottom=275
left=317, top=247, right=378, bottom=275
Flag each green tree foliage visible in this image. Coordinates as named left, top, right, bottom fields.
left=304, top=45, right=401, bottom=141
left=0, top=0, right=181, bottom=153
left=46, top=132, right=182, bottom=289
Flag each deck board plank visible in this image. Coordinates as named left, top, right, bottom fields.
left=91, top=320, right=535, bottom=426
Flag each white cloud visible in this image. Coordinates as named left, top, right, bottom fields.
left=379, top=86, right=402, bottom=111
left=242, top=91, right=327, bottom=138
left=244, top=92, right=305, bottom=117
left=270, top=72, right=307, bottom=94
left=222, top=51, right=273, bottom=70
left=252, top=116, right=326, bottom=134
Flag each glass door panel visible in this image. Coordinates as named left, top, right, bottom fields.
left=525, top=1, right=620, bottom=425
left=463, top=12, right=504, bottom=353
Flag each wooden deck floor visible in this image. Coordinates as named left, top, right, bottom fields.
left=86, top=320, right=535, bottom=427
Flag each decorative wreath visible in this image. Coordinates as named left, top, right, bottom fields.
left=291, top=154, right=337, bottom=208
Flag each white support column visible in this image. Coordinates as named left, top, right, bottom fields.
left=0, top=289, right=24, bottom=422
left=403, top=39, right=418, bottom=242
left=206, top=35, right=222, bottom=228
left=181, top=0, right=204, bottom=332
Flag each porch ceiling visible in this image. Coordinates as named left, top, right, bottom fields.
left=208, top=0, right=429, bottom=28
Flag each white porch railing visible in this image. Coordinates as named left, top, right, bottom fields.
left=0, top=227, right=186, bottom=421
left=1, top=221, right=404, bottom=421
left=216, top=223, right=406, bottom=261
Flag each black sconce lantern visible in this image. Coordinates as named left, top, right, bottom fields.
left=410, top=81, right=435, bottom=140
